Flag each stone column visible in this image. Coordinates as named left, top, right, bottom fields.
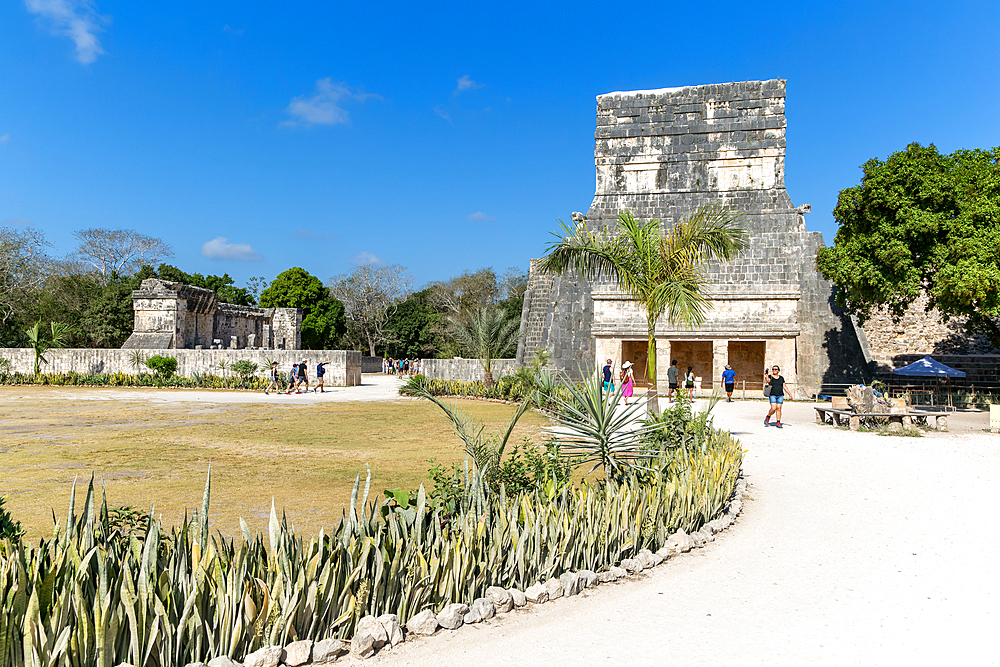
left=655, top=339, right=671, bottom=386
left=712, top=340, right=728, bottom=391
left=230, top=335, right=238, bottom=350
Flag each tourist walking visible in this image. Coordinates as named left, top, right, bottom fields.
left=621, top=361, right=634, bottom=406
left=685, top=366, right=695, bottom=399
left=764, top=365, right=790, bottom=428
left=315, top=361, right=327, bottom=392
left=667, top=359, right=679, bottom=401
left=602, top=358, right=615, bottom=393
left=721, top=364, right=736, bottom=402
left=286, top=363, right=298, bottom=394
left=265, top=361, right=280, bottom=395
left=296, top=358, right=309, bottom=393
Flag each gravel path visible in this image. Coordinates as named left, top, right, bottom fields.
left=372, top=399, right=997, bottom=666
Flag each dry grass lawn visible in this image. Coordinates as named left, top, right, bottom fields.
left=0, top=387, right=548, bottom=539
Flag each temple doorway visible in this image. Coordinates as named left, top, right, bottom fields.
left=669, top=341, right=714, bottom=388
left=728, top=341, right=766, bottom=393
left=621, top=340, right=649, bottom=386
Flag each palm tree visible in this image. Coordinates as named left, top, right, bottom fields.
left=25, top=321, right=71, bottom=375
left=539, top=205, right=747, bottom=413
left=448, top=306, right=521, bottom=388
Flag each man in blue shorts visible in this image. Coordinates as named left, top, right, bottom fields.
left=721, top=364, right=736, bottom=402
left=602, top=359, right=615, bottom=393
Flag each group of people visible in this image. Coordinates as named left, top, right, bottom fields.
left=264, top=359, right=329, bottom=395
left=599, top=358, right=791, bottom=426
left=384, top=358, right=421, bottom=376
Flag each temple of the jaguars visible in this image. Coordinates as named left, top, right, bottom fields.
left=516, top=79, right=870, bottom=394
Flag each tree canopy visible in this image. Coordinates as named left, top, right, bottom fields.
left=138, top=264, right=255, bottom=306
left=329, top=263, right=411, bottom=356
left=816, top=143, right=1000, bottom=345
left=259, top=267, right=346, bottom=349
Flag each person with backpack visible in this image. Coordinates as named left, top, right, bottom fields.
left=685, top=366, right=695, bottom=399
left=286, top=364, right=298, bottom=394
left=315, top=361, right=328, bottom=393
left=265, top=361, right=280, bottom=395
left=296, top=358, right=309, bottom=393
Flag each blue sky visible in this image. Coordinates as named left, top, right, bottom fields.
left=1, top=0, right=998, bottom=289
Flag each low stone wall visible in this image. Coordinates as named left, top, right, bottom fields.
left=420, top=358, right=517, bottom=382
left=0, top=349, right=362, bottom=387
left=362, top=356, right=383, bottom=373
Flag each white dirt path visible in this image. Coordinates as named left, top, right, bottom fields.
left=371, top=400, right=998, bottom=666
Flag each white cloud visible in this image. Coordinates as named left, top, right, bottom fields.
left=1, top=216, right=35, bottom=227
left=282, top=78, right=381, bottom=127
left=0, top=134, right=9, bottom=143
left=455, top=75, right=484, bottom=93
left=467, top=211, right=497, bottom=223
left=433, top=105, right=452, bottom=122
left=351, top=251, right=383, bottom=266
left=25, top=0, right=108, bottom=65
left=200, top=237, right=263, bottom=261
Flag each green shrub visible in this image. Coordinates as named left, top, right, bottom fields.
left=230, top=360, right=259, bottom=383
left=0, top=495, right=24, bottom=542
left=145, top=354, right=178, bottom=378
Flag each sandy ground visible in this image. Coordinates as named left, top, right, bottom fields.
left=368, top=399, right=997, bottom=667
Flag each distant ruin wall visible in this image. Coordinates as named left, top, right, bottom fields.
left=862, top=294, right=998, bottom=357
left=420, top=358, right=517, bottom=383
left=0, top=349, right=362, bottom=387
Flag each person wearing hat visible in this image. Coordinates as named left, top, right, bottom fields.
left=621, top=360, right=635, bottom=405
left=265, top=361, right=280, bottom=395
left=602, top=358, right=615, bottom=393
left=295, top=358, right=309, bottom=393
left=721, top=364, right=737, bottom=402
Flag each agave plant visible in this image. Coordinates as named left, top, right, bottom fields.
left=544, top=373, right=660, bottom=482
left=415, top=387, right=531, bottom=492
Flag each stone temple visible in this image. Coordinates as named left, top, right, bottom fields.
left=122, top=278, right=302, bottom=350
left=516, top=79, right=867, bottom=395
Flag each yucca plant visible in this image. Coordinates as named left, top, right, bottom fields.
left=543, top=373, right=660, bottom=482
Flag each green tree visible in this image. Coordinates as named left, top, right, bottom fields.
left=78, top=275, right=142, bottom=348
left=25, top=321, right=71, bottom=374
left=816, top=143, right=1000, bottom=345
left=259, top=267, right=346, bottom=349
left=539, top=206, right=746, bottom=413
left=384, top=289, right=447, bottom=358
left=448, top=306, right=521, bottom=387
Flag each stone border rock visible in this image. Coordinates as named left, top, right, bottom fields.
left=183, top=474, right=747, bottom=667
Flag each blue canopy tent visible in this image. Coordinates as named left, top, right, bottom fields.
left=890, top=356, right=966, bottom=408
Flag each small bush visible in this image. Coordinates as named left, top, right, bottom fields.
left=231, top=360, right=259, bottom=382
left=145, top=355, right=178, bottom=378
left=0, top=495, right=24, bottom=542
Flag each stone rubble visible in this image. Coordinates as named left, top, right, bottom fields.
left=524, top=582, right=549, bottom=604
left=507, top=587, right=527, bottom=607
left=543, top=577, right=564, bottom=600
left=486, top=586, right=514, bottom=612
left=405, top=609, right=439, bottom=636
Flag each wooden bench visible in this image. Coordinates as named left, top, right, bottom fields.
left=814, top=407, right=949, bottom=432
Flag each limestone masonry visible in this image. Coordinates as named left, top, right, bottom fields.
left=122, top=278, right=302, bottom=350
left=517, top=79, right=867, bottom=394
